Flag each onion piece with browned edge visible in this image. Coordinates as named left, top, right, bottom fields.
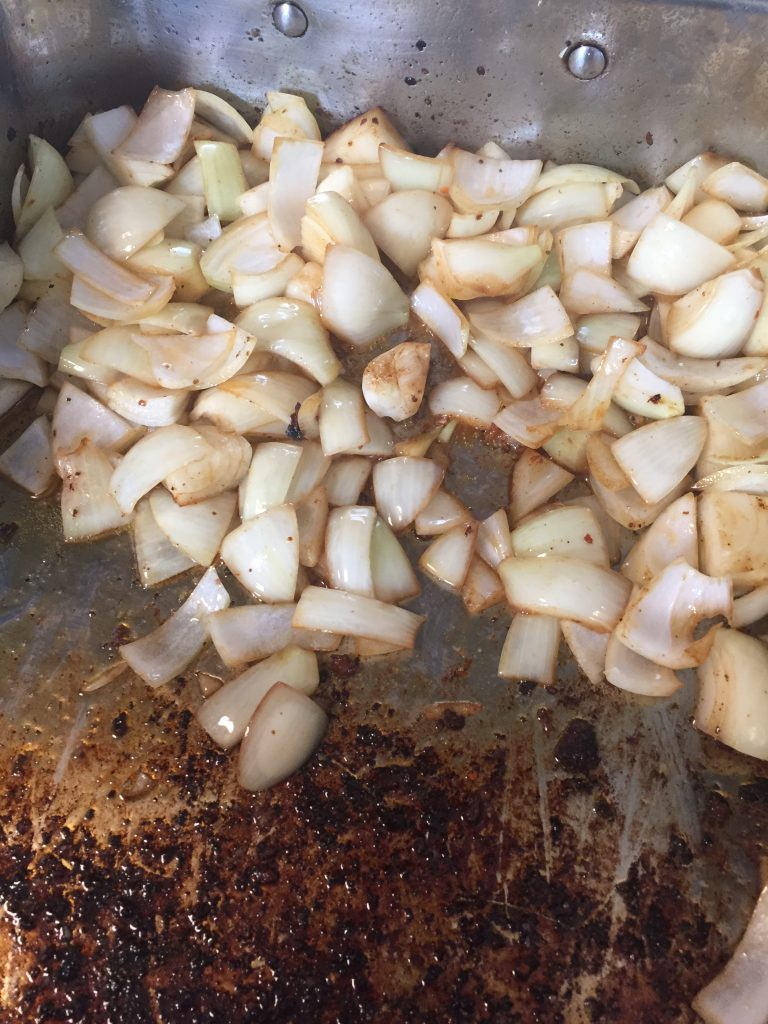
left=615, top=558, right=732, bottom=668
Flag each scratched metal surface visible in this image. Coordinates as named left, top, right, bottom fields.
left=1, top=0, right=768, bottom=1021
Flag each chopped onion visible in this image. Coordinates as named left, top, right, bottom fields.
left=610, top=185, right=672, bottom=258
left=322, top=107, right=406, bottom=165
left=415, top=488, right=471, bottom=536
left=15, top=135, right=74, bottom=239
left=702, top=160, right=768, bottom=213
left=604, top=633, right=681, bottom=697
left=516, top=182, right=621, bottom=230
left=269, top=137, right=324, bottom=250
left=468, top=333, right=538, bottom=398
left=494, top=395, right=561, bottom=448
left=238, top=441, right=301, bottom=520
left=411, top=281, right=469, bottom=358
left=17, top=207, right=65, bottom=281
left=252, top=91, right=321, bottom=162
left=419, top=520, right=477, bottom=590
left=293, top=585, right=424, bottom=647
left=220, top=503, right=299, bottom=601
left=559, top=269, right=648, bottom=318
left=561, top=621, right=609, bottom=685
left=692, top=884, right=768, bottom=1024
left=700, top=491, right=768, bottom=588
left=575, top=312, right=642, bottom=354
left=362, top=341, right=430, bottom=422
left=294, top=486, right=327, bottom=568
left=365, top=190, right=452, bottom=276
left=701, top=380, right=768, bottom=446
left=236, top=296, right=341, bottom=386
left=132, top=497, right=195, bottom=586
left=611, top=415, right=706, bottom=504
left=562, top=337, right=643, bottom=431
left=324, top=505, right=376, bottom=596
left=238, top=683, right=328, bottom=792
left=19, top=280, right=89, bottom=364
left=541, top=428, right=591, bottom=474
left=498, top=614, right=560, bottom=684
left=667, top=268, right=763, bottom=358
left=557, top=220, right=613, bottom=277
left=509, top=450, right=574, bottom=522
left=730, top=584, right=768, bottom=628
left=199, top=213, right=280, bottom=292
left=448, top=149, right=541, bottom=212
left=133, top=325, right=255, bottom=390
left=379, top=144, right=453, bottom=193
left=639, top=335, right=767, bottom=393
left=0, top=303, right=49, bottom=386
left=590, top=472, right=690, bottom=531
left=534, top=163, right=638, bottom=195
left=59, top=440, right=131, bottom=540
left=321, top=245, right=409, bottom=348
left=696, top=628, right=768, bottom=760
left=466, top=285, right=573, bottom=347
left=215, top=370, right=317, bottom=424
left=319, top=377, right=368, bottom=455
left=586, top=433, right=631, bottom=491
left=499, top=555, right=631, bottom=630
left=114, top=87, right=194, bottom=165
left=0, top=415, right=56, bottom=496
left=695, top=464, right=768, bottom=495
left=0, top=243, right=23, bottom=313
left=106, top=378, right=189, bottom=427
left=448, top=208, right=500, bottom=238
left=611, top=356, right=685, bottom=420
left=120, top=566, right=230, bottom=686
left=198, top=645, right=319, bottom=750
left=194, top=139, right=248, bottom=223
left=529, top=336, right=579, bottom=373
left=429, top=238, right=544, bottom=301
left=373, top=455, right=444, bottom=530
left=627, top=213, right=735, bottom=295
left=52, top=380, right=143, bottom=461
left=70, top=271, right=175, bottom=323
left=149, top=488, right=235, bottom=565
left=620, top=493, right=698, bottom=585
left=164, top=425, right=251, bottom=505
left=462, top=557, right=504, bottom=614
left=428, top=376, right=501, bottom=427
left=323, top=456, right=371, bottom=507
left=208, top=604, right=337, bottom=668
left=110, top=424, right=212, bottom=513
left=476, top=508, right=512, bottom=568
left=302, top=189, right=379, bottom=264
left=616, top=558, right=731, bottom=668
left=55, top=229, right=154, bottom=304
left=511, top=504, right=609, bottom=566
left=682, top=198, right=742, bottom=244
left=370, top=516, right=420, bottom=603
left=194, top=89, right=253, bottom=146
left=86, top=186, right=185, bottom=260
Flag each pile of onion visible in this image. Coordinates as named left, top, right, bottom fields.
left=5, top=83, right=768, bottom=1016
left=2, top=85, right=768, bottom=821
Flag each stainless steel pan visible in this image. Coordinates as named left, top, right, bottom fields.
left=0, top=2, right=766, bottom=1020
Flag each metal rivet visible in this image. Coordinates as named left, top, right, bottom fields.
left=565, top=43, right=607, bottom=80
left=272, top=1, right=308, bottom=38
